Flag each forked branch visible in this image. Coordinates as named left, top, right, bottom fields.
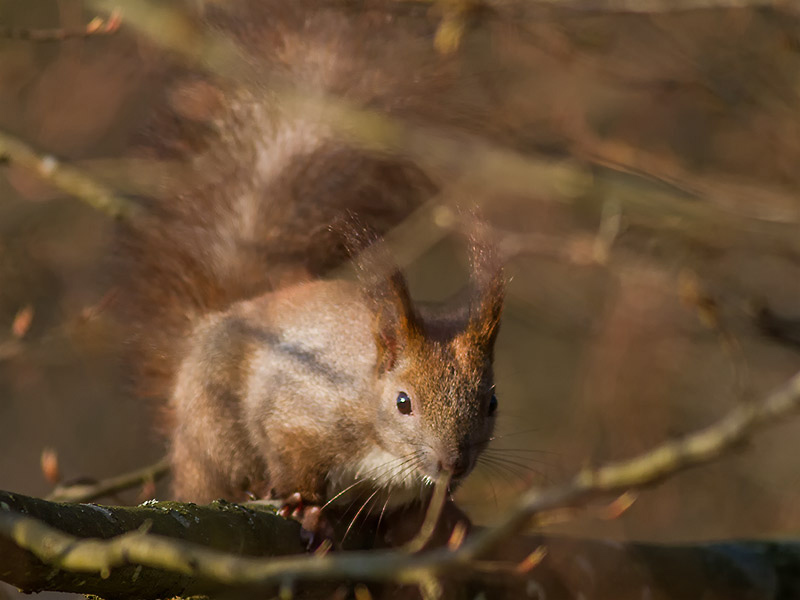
left=2, top=370, right=800, bottom=597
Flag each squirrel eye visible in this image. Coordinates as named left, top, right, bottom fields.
left=396, top=392, right=413, bottom=415
left=488, top=393, right=498, bottom=416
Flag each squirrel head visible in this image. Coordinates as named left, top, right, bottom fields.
left=362, top=239, right=505, bottom=489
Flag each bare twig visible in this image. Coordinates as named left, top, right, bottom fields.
left=76, top=1, right=800, bottom=264
left=403, top=472, right=451, bottom=553
left=462, top=369, right=800, bottom=559
left=47, top=456, right=170, bottom=503
left=0, top=491, right=305, bottom=599
left=3, top=369, right=800, bottom=590
left=0, top=10, right=121, bottom=41
left=678, top=271, right=749, bottom=399
left=0, top=130, right=138, bottom=219
left=529, top=0, right=792, bottom=14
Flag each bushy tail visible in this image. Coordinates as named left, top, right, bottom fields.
left=116, top=0, right=454, bottom=405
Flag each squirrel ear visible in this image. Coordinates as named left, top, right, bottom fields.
left=374, top=269, right=424, bottom=373
left=456, top=231, right=506, bottom=352
left=332, top=219, right=424, bottom=373
left=469, top=267, right=505, bottom=348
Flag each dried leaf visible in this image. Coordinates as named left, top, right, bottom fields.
left=40, top=448, right=61, bottom=485
left=11, top=305, right=34, bottom=339
left=602, top=491, right=638, bottom=520
left=515, top=545, right=547, bottom=574
left=447, top=520, right=468, bottom=551
left=354, top=584, right=372, bottom=600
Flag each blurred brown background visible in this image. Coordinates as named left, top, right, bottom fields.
left=2, top=4, right=800, bottom=582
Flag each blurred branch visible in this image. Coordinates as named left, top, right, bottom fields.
left=0, top=10, right=121, bottom=41
left=678, top=271, right=749, bottom=398
left=492, top=199, right=621, bottom=266
left=47, top=456, right=170, bottom=503
left=360, top=0, right=793, bottom=14
left=0, top=339, right=23, bottom=362
left=0, top=129, right=138, bottom=219
left=3, top=368, right=800, bottom=597
left=84, top=0, right=800, bottom=262
left=0, top=491, right=304, bottom=600
left=529, top=0, right=792, bottom=14
left=462, top=368, right=800, bottom=558
left=754, top=301, right=800, bottom=350
left=573, top=131, right=800, bottom=224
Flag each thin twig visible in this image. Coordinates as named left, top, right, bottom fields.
left=47, top=456, right=170, bottom=503
left=0, top=129, right=138, bottom=220
left=0, top=10, right=121, bottom=41
left=404, top=472, right=451, bottom=554
left=525, top=0, right=790, bottom=14
left=461, top=369, right=800, bottom=559
left=4, top=369, right=800, bottom=587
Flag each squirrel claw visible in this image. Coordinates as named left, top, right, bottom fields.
left=300, top=507, right=336, bottom=551
left=278, top=492, right=304, bottom=519
left=278, top=494, right=334, bottom=550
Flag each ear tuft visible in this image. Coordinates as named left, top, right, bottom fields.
left=331, top=215, right=423, bottom=373
left=456, top=224, right=506, bottom=353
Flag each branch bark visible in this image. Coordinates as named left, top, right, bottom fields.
left=3, top=369, right=800, bottom=598
left=46, top=456, right=170, bottom=504
left=0, top=491, right=303, bottom=599
left=0, top=129, right=138, bottom=220
left=2, top=490, right=800, bottom=599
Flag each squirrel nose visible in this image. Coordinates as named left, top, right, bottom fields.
left=438, top=455, right=470, bottom=479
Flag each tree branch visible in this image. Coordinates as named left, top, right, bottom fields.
left=3, top=369, right=800, bottom=597
left=530, top=0, right=791, bottom=15
left=46, top=456, right=171, bottom=504
left=463, top=369, right=800, bottom=559
left=3, top=491, right=800, bottom=599
left=0, top=491, right=304, bottom=599
left=0, top=10, right=121, bottom=41
left=0, top=129, right=139, bottom=220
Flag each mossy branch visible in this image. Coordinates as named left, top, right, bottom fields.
left=3, top=369, right=800, bottom=598
left=0, top=491, right=303, bottom=599
left=3, top=491, right=800, bottom=599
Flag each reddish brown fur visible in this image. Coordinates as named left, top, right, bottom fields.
left=117, top=0, right=505, bottom=507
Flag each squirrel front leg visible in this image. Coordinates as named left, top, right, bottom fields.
left=262, top=440, right=333, bottom=539
left=169, top=316, right=270, bottom=503
left=260, top=429, right=329, bottom=505
left=170, top=424, right=240, bottom=503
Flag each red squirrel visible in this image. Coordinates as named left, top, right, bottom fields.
left=119, top=1, right=504, bottom=523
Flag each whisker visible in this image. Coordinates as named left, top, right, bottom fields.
left=482, top=454, right=549, bottom=476
left=322, top=452, right=420, bottom=509
left=476, top=457, right=526, bottom=488
left=479, top=453, right=547, bottom=477
left=322, top=478, right=370, bottom=510
left=483, top=446, right=560, bottom=455
left=476, top=467, right=527, bottom=494
left=375, top=491, right=393, bottom=533
left=481, top=448, right=557, bottom=468
left=354, top=489, right=385, bottom=537
left=477, top=468, right=500, bottom=509
left=389, top=452, right=424, bottom=486
left=343, top=488, right=381, bottom=542
left=487, top=427, right=544, bottom=441
left=477, top=455, right=546, bottom=486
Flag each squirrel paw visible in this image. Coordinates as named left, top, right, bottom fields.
left=278, top=493, right=334, bottom=550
